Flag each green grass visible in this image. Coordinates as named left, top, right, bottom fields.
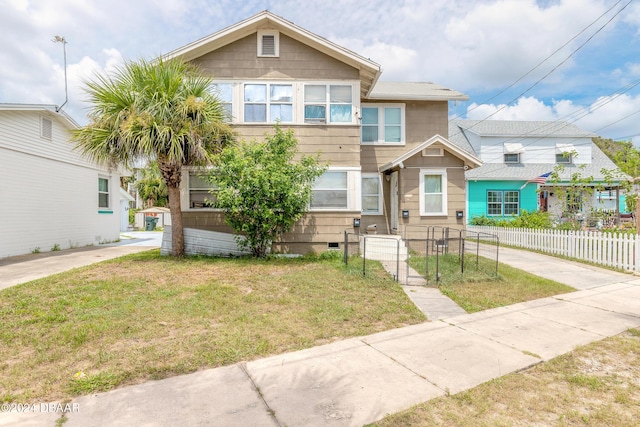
left=370, top=329, right=640, bottom=426
left=408, top=253, right=575, bottom=312
left=0, top=250, right=425, bottom=403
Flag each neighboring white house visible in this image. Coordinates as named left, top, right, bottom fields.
left=0, top=104, right=122, bottom=258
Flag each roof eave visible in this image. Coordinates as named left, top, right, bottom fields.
left=379, top=134, right=482, bottom=173
left=162, top=11, right=382, bottom=94
left=368, top=93, right=470, bottom=102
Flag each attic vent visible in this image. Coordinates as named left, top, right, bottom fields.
left=258, top=30, right=279, bottom=57
left=422, top=147, right=443, bottom=157
left=41, top=117, right=52, bottom=140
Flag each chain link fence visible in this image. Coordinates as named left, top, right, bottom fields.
left=343, top=226, right=499, bottom=285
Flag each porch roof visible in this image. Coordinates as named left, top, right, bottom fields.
left=378, top=134, right=482, bottom=173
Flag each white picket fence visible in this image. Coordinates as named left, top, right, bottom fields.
left=467, top=225, right=640, bottom=272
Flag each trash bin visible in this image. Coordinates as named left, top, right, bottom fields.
left=145, top=216, right=158, bottom=231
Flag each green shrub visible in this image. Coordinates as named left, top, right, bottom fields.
left=470, top=210, right=552, bottom=229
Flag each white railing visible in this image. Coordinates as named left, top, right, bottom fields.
left=467, top=225, right=640, bottom=272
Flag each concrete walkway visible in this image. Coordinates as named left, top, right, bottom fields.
left=380, top=259, right=467, bottom=320
left=0, top=232, right=162, bottom=290
left=2, top=242, right=640, bottom=426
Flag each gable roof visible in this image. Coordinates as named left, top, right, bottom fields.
left=450, top=119, right=597, bottom=139
left=163, top=10, right=382, bottom=97
left=368, top=82, right=469, bottom=102
left=0, top=103, right=79, bottom=129
left=379, top=134, right=482, bottom=172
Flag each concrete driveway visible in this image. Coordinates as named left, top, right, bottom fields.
left=0, top=232, right=163, bottom=291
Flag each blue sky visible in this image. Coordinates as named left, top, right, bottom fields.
left=2, top=0, right=639, bottom=143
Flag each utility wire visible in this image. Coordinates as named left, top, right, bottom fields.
left=452, top=0, right=634, bottom=141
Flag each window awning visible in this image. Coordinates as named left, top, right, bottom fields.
left=555, top=143, right=575, bottom=154
left=503, top=142, right=525, bottom=154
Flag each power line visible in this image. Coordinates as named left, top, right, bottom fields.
left=451, top=0, right=634, bottom=142
left=465, top=0, right=626, bottom=116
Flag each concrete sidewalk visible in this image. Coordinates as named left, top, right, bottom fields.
left=2, top=245, right=640, bottom=426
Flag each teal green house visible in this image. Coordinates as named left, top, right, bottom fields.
left=449, top=120, right=627, bottom=223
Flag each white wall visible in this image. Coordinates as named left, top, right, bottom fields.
left=479, top=136, right=592, bottom=164
left=0, top=110, right=120, bottom=258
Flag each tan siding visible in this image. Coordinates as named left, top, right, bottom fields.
left=182, top=210, right=359, bottom=254
left=192, top=34, right=359, bottom=80
left=392, top=152, right=467, bottom=232
left=360, top=101, right=449, bottom=171
left=232, top=124, right=360, bottom=166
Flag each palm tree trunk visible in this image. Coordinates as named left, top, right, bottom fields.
left=167, top=184, right=184, bottom=257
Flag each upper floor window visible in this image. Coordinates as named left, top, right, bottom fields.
left=213, top=83, right=233, bottom=121
left=504, top=153, right=520, bottom=164
left=243, top=83, right=293, bottom=123
left=361, top=104, right=405, bottom=144
left=257, top=30, right=279, bottom=57
left=304, top=84, right=353, bottom=124
left=556, top=143, right=575, bottom=164
left=556, top=153, right=572, bottom=164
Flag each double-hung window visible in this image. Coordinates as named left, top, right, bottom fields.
left=419, top=169, right=447, bottom=216
left=487, top=190, right=519, bottom=216
left=188, top=172, right=217, bottom=209
left=361, top=174, right=381, bottom=215
left=361, top=104, right=404, bottom=144
left=311, top=171, right=348, bottom=209
left=304, top=84, right=353, bottom=124
left=244, top=83, right=293, bottom=123
left=213, top=83, right=233, bottom=121
left=98, top=177, right=110, bottom=209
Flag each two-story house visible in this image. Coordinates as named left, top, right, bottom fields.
left=450, top=119, right=626, bottom=223
left=164, top=11, right=481, bottom=254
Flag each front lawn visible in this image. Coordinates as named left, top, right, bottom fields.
left=408, top=254, right=575, bottom=312
left=372, top=329, right=640, bottom=426
left=0, top=250, right=424, bottom=403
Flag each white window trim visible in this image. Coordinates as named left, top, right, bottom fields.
left=361, top=173, right=382, bottom=215
left=302, top=83, right=357, bottom=125
left=487, top=190, right=520, bottom=216
left=361, top=103, right=406, bottom=146
left=257, top=30, right=279, bottom=57
left=503, top=153, right=521, bottom=164
left=98, top=176, right=110, bottom=210
left=310, top=167, right=361, bottom=212
left=242, top=82, right=294, bottom=124
left=419, top=168, right=448, bottom=216
left=216, top=80, right=359, bottom=125
left=185, top=168, right=221, bottom=211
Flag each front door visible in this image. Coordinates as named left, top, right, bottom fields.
left=390, top=171, right=399, bottom=232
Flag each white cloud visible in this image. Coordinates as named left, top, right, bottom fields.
left=467, top=93, right=640, bottom=143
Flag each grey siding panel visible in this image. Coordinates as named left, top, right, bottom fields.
left=161, top=227, right=251, bottom=256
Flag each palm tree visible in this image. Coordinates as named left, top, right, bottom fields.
left=135, top=162, right=168, bottom=208
left=72, top=58, right=234, bottom=256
